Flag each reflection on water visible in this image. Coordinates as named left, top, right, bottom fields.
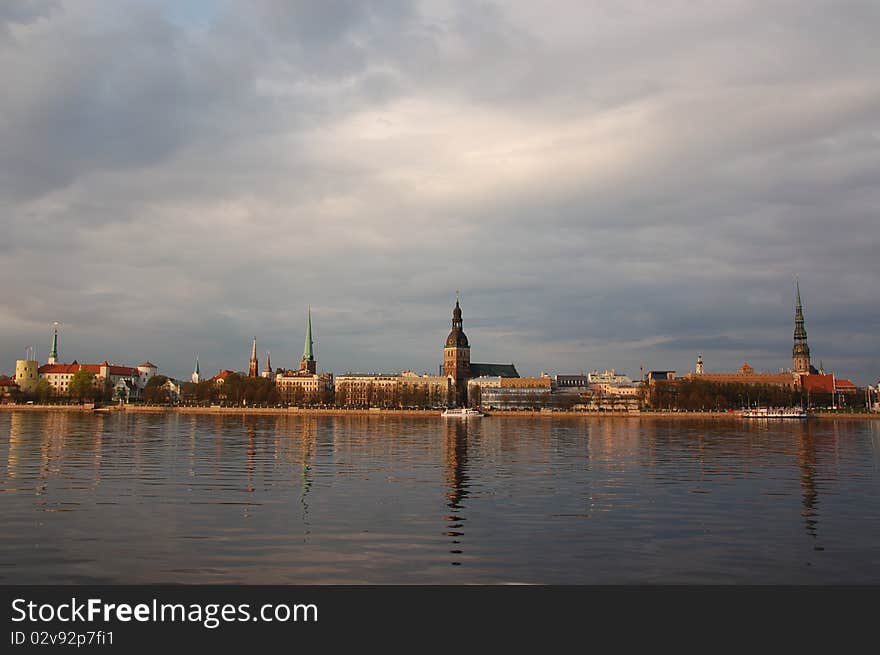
left=1, top=411, right=879, bottom=583
left=444, top=421, right=469, bottom=566
left=798, top=432, right=819, bottom=542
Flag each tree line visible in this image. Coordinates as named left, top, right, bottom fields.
left=649, top=379, right=847, bottom=410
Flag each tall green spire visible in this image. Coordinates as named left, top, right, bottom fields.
left=48, top=322, right=59, bottom=363
left=302, top=306, right=314, bottom=362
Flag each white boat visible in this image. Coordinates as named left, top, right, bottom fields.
left=441, top=408, right=484, bottom=418
left=741, top=407, right=808, bottom=419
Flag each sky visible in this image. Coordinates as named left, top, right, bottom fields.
left=1, top=0, right=878, bottom=384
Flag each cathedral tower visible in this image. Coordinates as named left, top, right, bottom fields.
left=300, top=307, right=316, bottom=374
left=444, top=297, right=470, bottom=406
left=792, top=279, right=812, bottom=374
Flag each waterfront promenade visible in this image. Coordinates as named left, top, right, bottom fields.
left=1, top=404, right=877, bottom=419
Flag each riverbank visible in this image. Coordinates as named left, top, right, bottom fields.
left=2, top=404, right=878, bottom=419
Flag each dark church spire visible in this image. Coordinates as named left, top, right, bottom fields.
left=248, top=337, right=258, bottom=378
left=792, top=278, right=811, bottom=374
left=794, top=279, right=807, bottom=341
left=452, top=297, right=462, bottom=330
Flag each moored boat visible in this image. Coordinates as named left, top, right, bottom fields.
left=441, top=408, right=484, bottom=418
left=741, top=407, right=808, bottom=419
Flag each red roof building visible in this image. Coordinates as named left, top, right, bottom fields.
left=210, top=370, right=236, bottom=384
left=797, top=374, right=859, bottom=394
left=39, top=362, right=139, bottom=377
left=37, top=360, right=159, bottom=397
left=799, top=374, right=835, bottom=394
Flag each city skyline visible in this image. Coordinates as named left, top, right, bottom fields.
left=5, top=282, right=874, bottom=387
left=1, top=2, right=878, bottom=384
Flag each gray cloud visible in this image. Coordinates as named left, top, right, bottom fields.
left=1, top=0, right=878, bottom=385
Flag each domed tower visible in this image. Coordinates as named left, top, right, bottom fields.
left=792, top=279, right=811, bottom=374
left=444, top=297, right=470, bottom=406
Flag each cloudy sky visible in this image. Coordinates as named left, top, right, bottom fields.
left=1, top=0, right=878, bottom=384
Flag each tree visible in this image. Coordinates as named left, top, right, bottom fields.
left=468, top=384, right=481, bottom=408
left=143, top=375, right=170, bottom=404
left=196, top=380, right=217, bottom=403
left=180, top=382, right=198, bottom=403
left=69, top=369, right=96, bottom=403
left=34, top=379, right=53, bottom=403
left=98, top=377, right=114, bottom=402
left=318, top=384, right=334, bottom=406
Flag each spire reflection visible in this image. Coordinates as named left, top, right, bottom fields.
left=796, top=424, right=820, bottom=543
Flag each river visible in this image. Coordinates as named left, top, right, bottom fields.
left=1, top=411, right=878, bottom=583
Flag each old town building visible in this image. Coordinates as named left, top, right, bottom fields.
left=334, top=371, right=450, bottom=408
left=442, top=297, right=518, bottom=406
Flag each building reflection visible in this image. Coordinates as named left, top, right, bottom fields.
left=443, top=420, right=469, bottom=566
left=38, top=411, right=70, bottom=495
left=245, top=422, right=256, bottom=495
left=297, top=417, right=317, bottom=539
left=796, top=424, right=819, bottom=541
left=871, top=420, right=880, bottom=460
left=6, top=411, right=26, bottom=479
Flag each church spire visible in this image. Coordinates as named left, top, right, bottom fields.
left=262, top=351, right=273, bottom=378
left=192, top=356, right=200, bottom=384
left=303, top=307, right=314, bottom=362
left=300, top=307, right=316, bottom=374
left=248, top=337, right=258, bottom=377
left=48, top=322, right=59, bottom=364
left=794, top=278, right=807, bottom=341
left=792, top=278, right=812, bottom=374
left=452, top=293, right=463, bottom=330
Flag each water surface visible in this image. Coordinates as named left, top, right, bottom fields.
left=1, top=411, right=878, bottom=583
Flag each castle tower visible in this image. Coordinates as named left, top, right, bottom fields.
left=792, top=279, right=812, bottom=374
left=191, top=357, right=200, bottom=384
left=443, top=296, right=470, bottom=406
left=262, top=351, right=273, bottom=378
left=48, top=322, right=59, bottom=365
left=248, top=337, right=258, bottom=378
left=300, top=307, right=316, bottom=374
left=15, top=347, right=39, bottom=394
left=696, top=353, right=704, bottom=375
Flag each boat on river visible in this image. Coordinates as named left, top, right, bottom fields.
left=741, top=407, right=808, bottom=419
left=441, top=408, right=485, bottom=418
